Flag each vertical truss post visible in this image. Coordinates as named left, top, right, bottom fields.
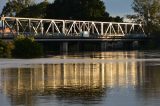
left=40, top=20, right=44, bottom=35
left=92, top=22, right=94, bottom=34
left=51, top=21, right=54, bottom=36
left=118, top=24, right=119, bottom=34
left=125, top=24, right=127, bottom=34
left=140, top=24, right=145, bottom=34
left=133, top=24, right=135, bottom=31
left=79, top=22, right=81, bottom=32
left=101, top=22, right=104, bottom=36
left=83, top=22, right=85, bottom=31
left=73, top=22, right=76, bottom=34
left=87, top=22, right=90, bottom=32
left=63, top=20, right=65, bottom=35
left=16, top=19, right=19, bottom=36
left=110, top=23, right=112, bottom=36
left=29, top=19, right=31, bottom=35
left=1, top=15, right=5, bottom=37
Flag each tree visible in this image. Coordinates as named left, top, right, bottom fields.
left=46, top=0, right=106, bottom=21
left=1, top=0, right=34, bottom=16
left=17, top=1, right=48, bottom=18
left=0, top=40, right=13, bottom=58
left=12, top=36, right=43, bottom=58
left=132, top=0, right=160, bottom=33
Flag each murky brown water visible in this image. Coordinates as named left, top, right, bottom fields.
left=1, top=51, right=160, bottom=106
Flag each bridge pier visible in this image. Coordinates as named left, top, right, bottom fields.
left=115, top=42, right=123, bottom=49
left=60, top=42, right=68, bottom=52
left=123, top=41, right=139, bottom=49
left=132, top=41, right=139, bottom=49
left=74, top=42, right=80, bottom=51
left=101, top=42, right=108, bottom=51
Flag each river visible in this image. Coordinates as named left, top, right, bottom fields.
left=0, top=51, right=160, bottom=106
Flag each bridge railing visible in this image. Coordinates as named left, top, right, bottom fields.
left=0, top=16, right=146, bottom=38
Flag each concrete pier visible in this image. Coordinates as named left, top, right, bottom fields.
left=101, top=42, right=108, bottom=51
left=60, top=42, right=68, bottom=52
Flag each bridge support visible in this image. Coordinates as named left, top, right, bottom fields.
left=60, top=42, right=68, bottom=52
left=115, top=42, right=123, bottom=49
left=74, top=42, right=80, bottom=51
left=101, top=42, right=108, bottom=51
left=132, top=41, right=139, bottom=49
left=123, top=41, right=138, bottom=49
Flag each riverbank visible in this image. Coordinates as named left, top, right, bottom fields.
left=0, top=37, right=43, bottom=58
left=1, top=36, right=158, bottom=58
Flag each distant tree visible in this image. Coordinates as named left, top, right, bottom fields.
left=132, top=0, right=160, bottom=34
left=17, top=1, right=48, bottom=18
left=46, top=0, right=106, bottom=21
left=108, top=16, right=123, bottom=22
left=113, top=16, right=123, bottom=22
left=1, top=0, right=34, bottom=16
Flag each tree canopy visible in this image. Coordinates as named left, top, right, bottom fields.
left=0, top=40, right=13, bottom=58
left=1, top=0, right=123, bottom=22
left=17, top=1, right=48, bottom=18
left=1, top=0, right=34, bottom=16
left=12, top=37, right=43, bottom=58
left=45, top=0, right=106, bottom=20
left=132, top=0, right=160, bottom=33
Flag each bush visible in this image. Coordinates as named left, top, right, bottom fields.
left=12, top=37, right=43, bottom=58
left=0, top=40, right=13, bottom=58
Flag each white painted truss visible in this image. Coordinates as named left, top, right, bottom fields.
left=0, top=16, right=146, bottom=37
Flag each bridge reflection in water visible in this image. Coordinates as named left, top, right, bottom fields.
left=0, top=52, right=146, bottom=105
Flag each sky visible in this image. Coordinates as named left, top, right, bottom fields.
left=0, top=0, right=134, bottom=17
left=104, top=0, right=134, bottom=16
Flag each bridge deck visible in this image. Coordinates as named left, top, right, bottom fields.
left=0, top=34, right=148, bottom=42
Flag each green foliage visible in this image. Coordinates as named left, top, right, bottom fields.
left=17, top=1, right=48, bottom=18
left=12, top=37, right=43, bottom=58
left=1, top=0, right=34, bottom=16
left=45, top=0, right=122, bottom=22
left=108, top=16, right=123, bottom=22
left=0, top=40, right=13, bottom=58
left=132, top=0, right=160, bottom=34
left=1, top=0, right=123, bottom=22
left=45, top=0, right=106, bottom=20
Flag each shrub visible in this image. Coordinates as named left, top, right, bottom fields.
left=12, top=37, right=43, bottom=58
left=0, top=40, right=13, bottom=58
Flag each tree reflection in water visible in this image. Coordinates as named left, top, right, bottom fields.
left=0, top=51, right=147, bottom=106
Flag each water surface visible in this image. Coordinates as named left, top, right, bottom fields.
left=1, top=51, right=160, bottom=106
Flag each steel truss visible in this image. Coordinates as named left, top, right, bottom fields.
left=1, top=16, right=146, bottom=37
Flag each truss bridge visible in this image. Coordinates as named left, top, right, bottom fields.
left=0, top=16, right=147, bottom=51
left=0, top=16, right=146, bottom=38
